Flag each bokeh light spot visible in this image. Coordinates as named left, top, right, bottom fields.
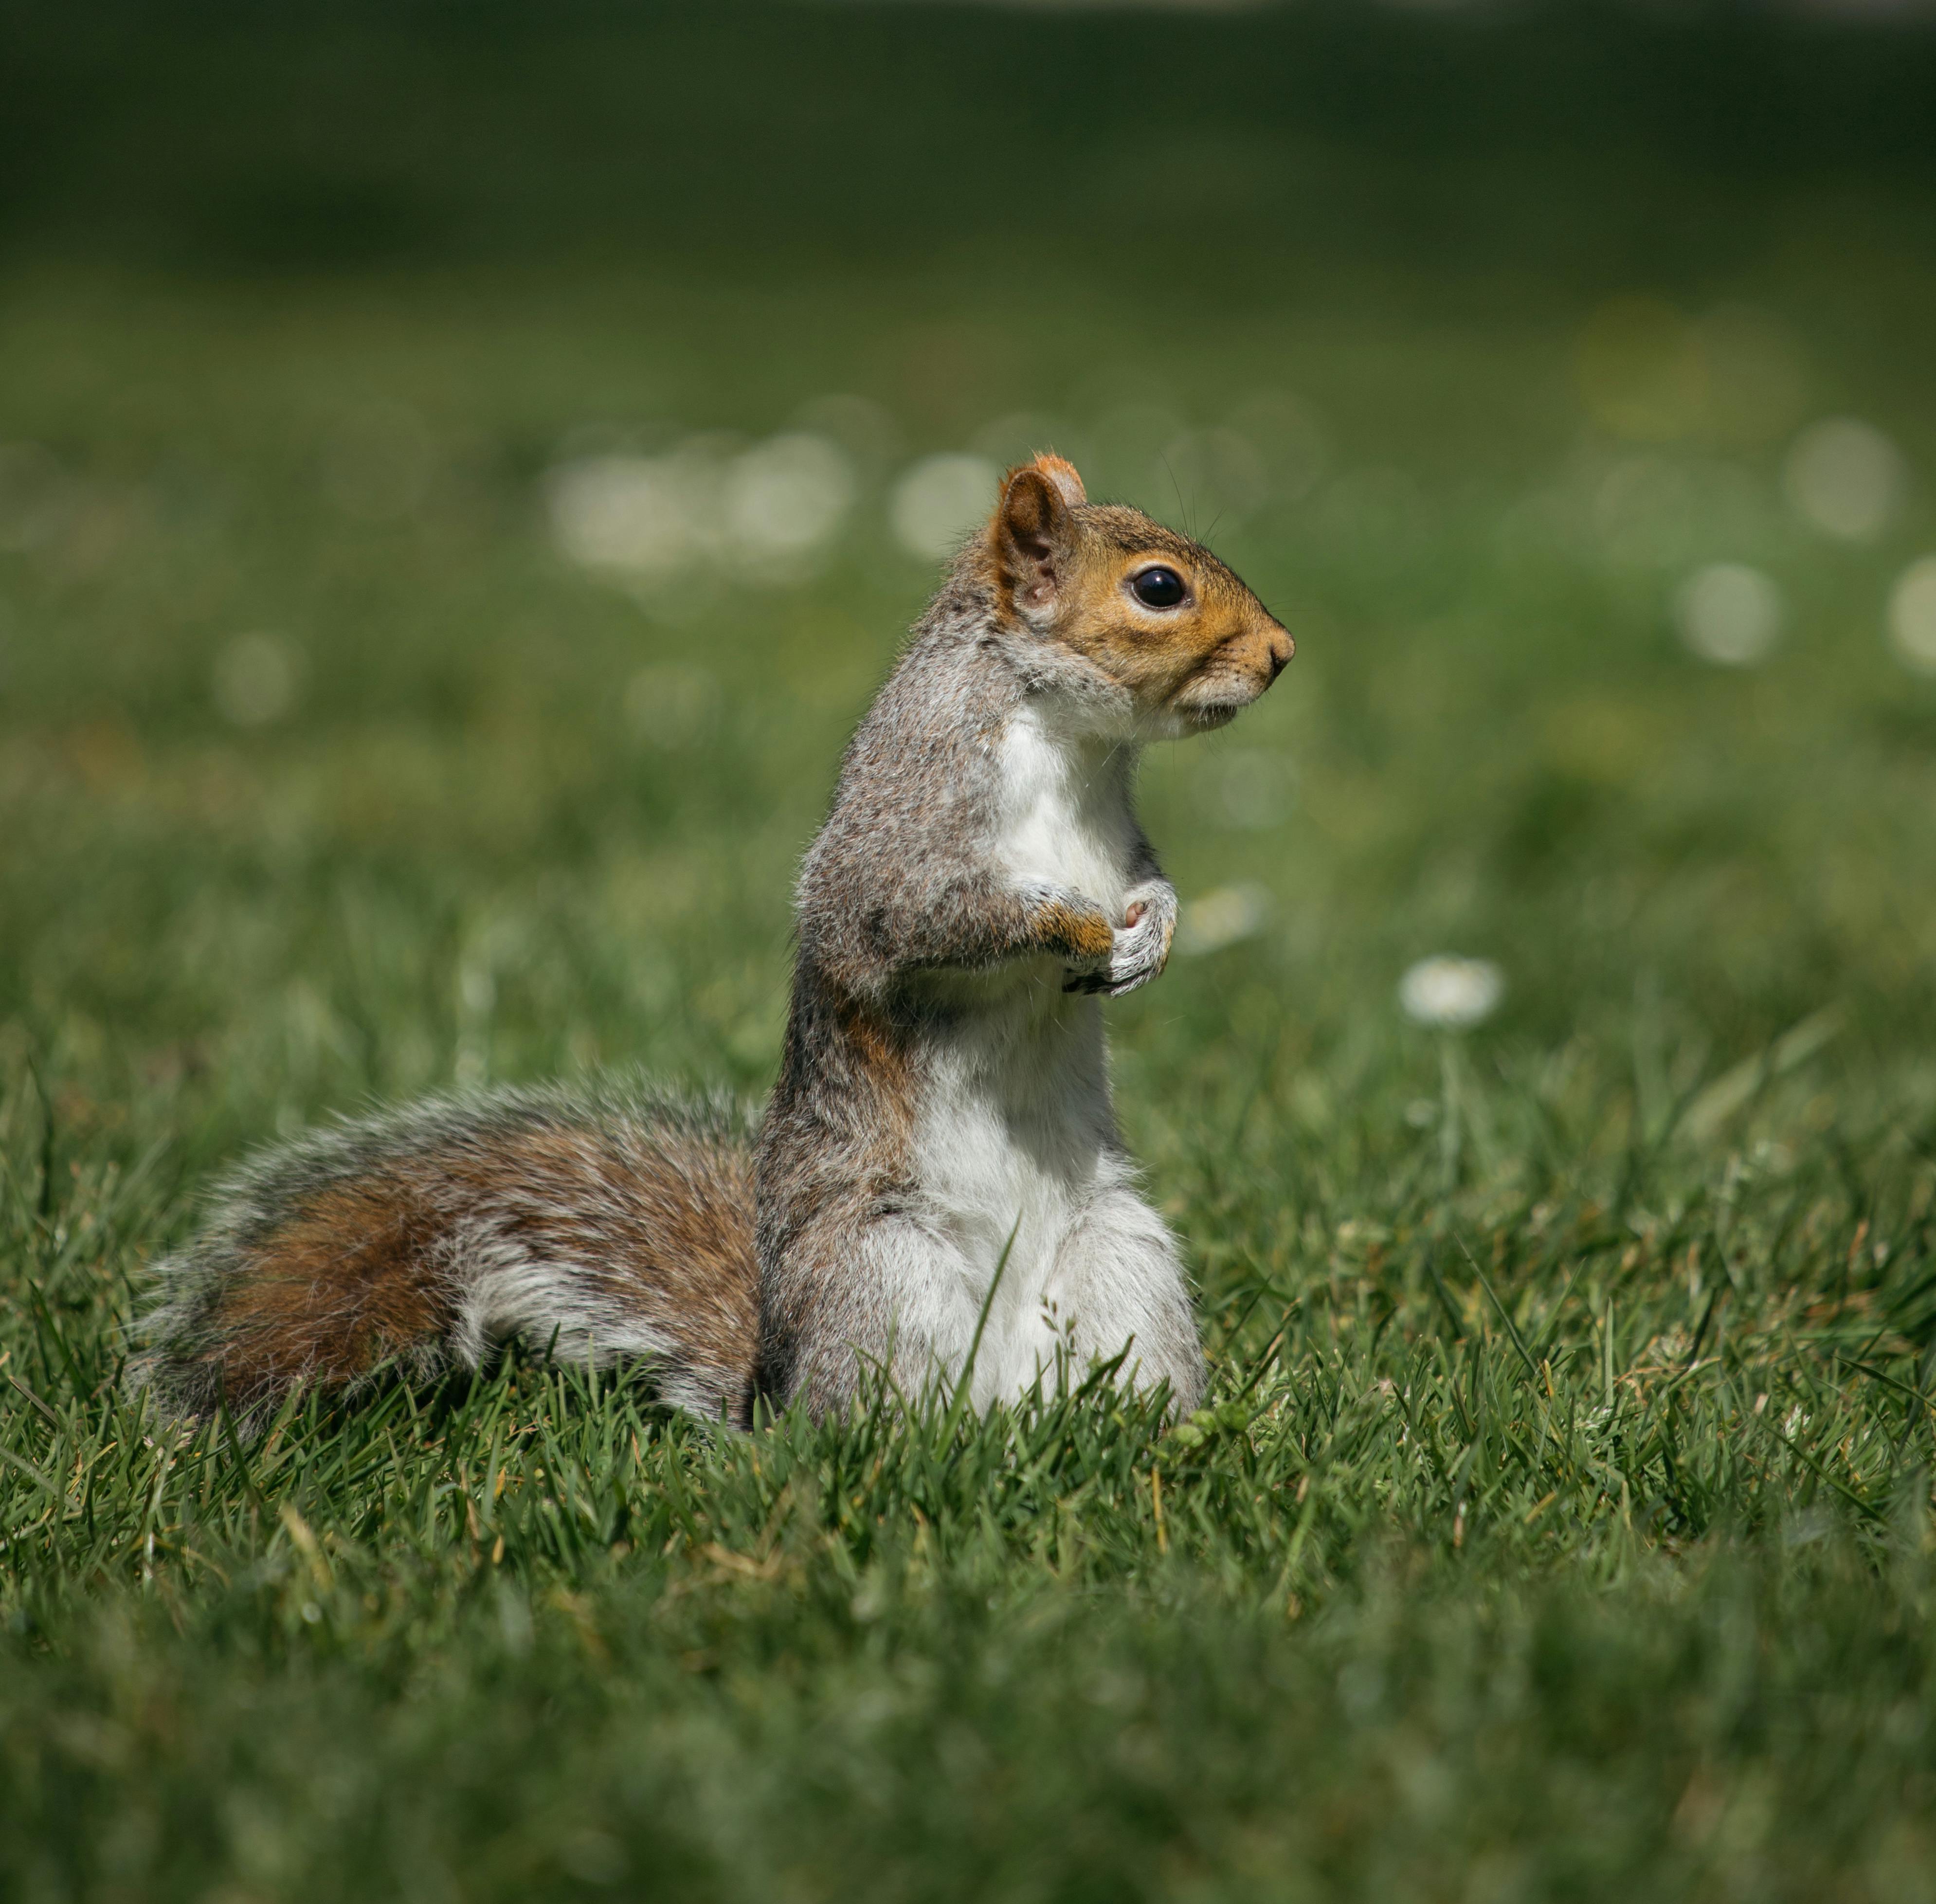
left=547, top=432, right=855, bottom=585
left=1783, top=417, right=1909, bottom=543
left=1887, top=556, right=1936, bottom=676
left=547, top=452, right=696, bottom=578
left=722, top=433, right=856, bottom=575
left=888, top=453, right=999, bottom=561
left=1398, top=956, right=1504, bottom=1029
left=212, top=633, right=303, bottom=728
left=1674, top=562, right=1783, bottom=668
left=1176, top=884, right=1271, bottom=956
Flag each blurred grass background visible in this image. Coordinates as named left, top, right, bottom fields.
left=4, top=4, right=1936, bottom=1899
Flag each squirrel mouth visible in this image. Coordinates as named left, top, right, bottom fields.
left=1177, top=697, right=1248, bottom=731
left=1173, top=666, right=1269, bottom=731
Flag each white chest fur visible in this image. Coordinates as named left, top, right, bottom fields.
left=993, top=700, right=1140, bottom=920
left=904, top=699, right=1151, bottom=1396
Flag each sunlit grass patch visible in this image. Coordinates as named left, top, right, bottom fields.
left=5, top=1011, right=1936, bottom=1897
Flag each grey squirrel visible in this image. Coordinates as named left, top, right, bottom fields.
left=130, top=454, right=1292, bottom=1428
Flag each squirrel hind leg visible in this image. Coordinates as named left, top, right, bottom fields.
left=129, top=1165, right=465, bottom=1430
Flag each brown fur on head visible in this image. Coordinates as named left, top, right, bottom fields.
left=986, top=452, right=1293, bottom=736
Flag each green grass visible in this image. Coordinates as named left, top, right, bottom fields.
left=5, top=5, right=1936, bottom=1898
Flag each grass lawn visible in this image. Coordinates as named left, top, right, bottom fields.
left=3, top=6, right=1936, bottom=1898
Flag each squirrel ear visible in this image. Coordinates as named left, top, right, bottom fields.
left=1030, top=453, right=1086, bottom=508
left=995, top=457, right=1082, bottom=615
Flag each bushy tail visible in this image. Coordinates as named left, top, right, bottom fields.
left=128, top=1079, right=759, bottom=1429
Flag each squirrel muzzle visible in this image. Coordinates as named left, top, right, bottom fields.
left=1168, top=616, right=1294, bottom=730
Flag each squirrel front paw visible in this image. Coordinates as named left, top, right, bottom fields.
left=1063, top=882, right=1177, bottom=997
left=1020, top=881, right=1118, bottom=979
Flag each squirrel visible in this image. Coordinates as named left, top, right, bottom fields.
left=130, top=453, right=1292, bottom=1429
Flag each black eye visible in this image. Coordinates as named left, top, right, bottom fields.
left=1130, top=566, right=1187, bottom=609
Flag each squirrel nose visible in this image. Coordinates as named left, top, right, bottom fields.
left=1263, top=624, right=1293, bottom=680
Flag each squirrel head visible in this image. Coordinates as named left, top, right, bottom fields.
left=985, top=452, right=1293, bottom=737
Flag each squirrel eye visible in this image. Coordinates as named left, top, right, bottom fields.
left=1129, top=566, right=1187, bottom=610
